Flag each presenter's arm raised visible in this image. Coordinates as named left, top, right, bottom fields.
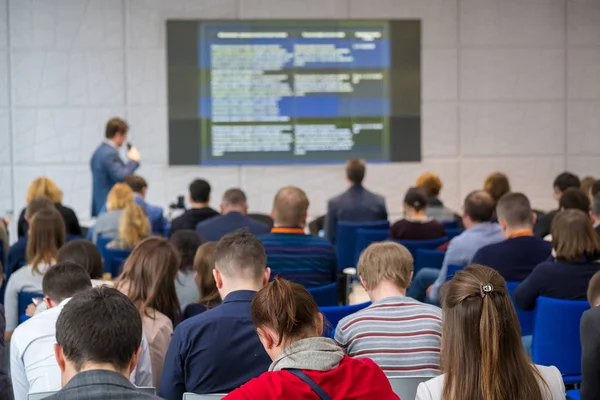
left=105, top=150, right=140, bottom=183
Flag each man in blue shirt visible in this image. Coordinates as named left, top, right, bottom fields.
left=407, top=190, right=504, bottom=304
left=472, top=193, right=551, bottom=282
left=159, top=230, right=272, bottom=398
left=259, top=186, right=336, bottom=288
left=123, top=175, right=166, bottom=235
left=196, top=188, right=270, bottom=242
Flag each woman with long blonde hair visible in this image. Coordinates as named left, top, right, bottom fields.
left=17, top=177, right=81, bottom=238
left=416, top=264, right=565, bottom=400
left=92, top=183, right=134, bottom=243
left=108, top=203, right=151, bottom=249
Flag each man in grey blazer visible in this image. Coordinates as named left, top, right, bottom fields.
left=45, top=287, right=161, bottom=400
left=325, top=158, right=388, bottom=244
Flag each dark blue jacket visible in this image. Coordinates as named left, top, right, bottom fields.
left=159, top=290, right=271, bottom=399
left=325, top=185, right=387, bottom=244
left=195, top=212, right=270, bottom=242
left=0, top=305, right=13, bottom=400
left=90, top=142, right=139, bottom=217
left=514, top=258, right=600, bottom=311
left=471, top=235, right=552, bottom=282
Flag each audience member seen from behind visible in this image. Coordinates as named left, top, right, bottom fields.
left=325, top=159, right=388, bottom=244
left=116, top=237, right=181, bottom=387
left=390, top=187, right=446, bottom=241
left=107, top=203, right=151, bottom=250
left=17, top=177, right=81, bottom=238
left=4, top=208, right=66, bottom=340
left=46, top=287, right=162, bottom=400
left=6, top=196, right=55, bottom=281
left=196, top=188, right=270, bottom=242
left=582, top=176, right=596, bottom=200
left=591, top=193, right=600, bottom=237
left=169, top=230, right=203, bottom=310
left=183, top=242, right=221, bottom=320
left=416, top=172, right=455, bottom=222
left=170, top=179, right=219, bottom=235
left=592, top=180, right=600, bottom=200
left=122, top=175, right=166, bottom=235
left=0, top=267, right=13, bottom=400
left=159, top=231, right=272, bottom=399
left=10, top=262, right=93, bottom=398
left=92, top=183, right=134, bottom=244
left=336, top=242, right=442, bottom=377
left=415, top=265, right=564, bottom=400
left=483, top=172, right=511, bottom=206
left=535, top=172, right=580, bottom=238
left=514, top=210, right=600, bottom=311
left=57, top=239, right=105, bottom=284
left=407, top=191, right=503, bottom=304
left=472, top=193, right=552, bottom=282
left=224, top=279, right=399, bottom=400
left=559, top=187, right=591, bottom=213
left=259, top=186, right=336, bottom=288
left=580, top=271, right=600, bottom=400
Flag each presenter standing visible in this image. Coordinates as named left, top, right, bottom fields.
left=90, top=118, right=141, bottom=217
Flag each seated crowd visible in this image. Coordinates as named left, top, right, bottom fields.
left=1, top=161, right=600, bottom=400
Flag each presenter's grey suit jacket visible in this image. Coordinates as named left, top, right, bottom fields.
left=90, top=142, right=139, bottom=217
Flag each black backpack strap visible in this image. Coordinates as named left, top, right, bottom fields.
left=286, top=369, right=332, bottom=400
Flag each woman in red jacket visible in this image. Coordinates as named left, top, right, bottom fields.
left=224, top=279, right=399, bottom=400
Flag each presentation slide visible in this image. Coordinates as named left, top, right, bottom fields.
left=167, top=21, right=421, bottom=166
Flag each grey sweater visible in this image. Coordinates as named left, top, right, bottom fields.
left=270, top=337, right=344, bottom=372
left=92, top=210, right=123, bottom=243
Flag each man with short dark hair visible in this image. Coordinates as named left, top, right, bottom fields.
left=259, top=186, right=336, bottom=288
left=90, top=117, right=141, bottom=217
left=124, top=175, right=166, bottom=235
left=590, top=193, right=600, bottom=237
left=407, top=191, right=504, bottom=304
left=195, top=188, right=269, bottom=241
left=559, top=187, right=590, bottom=213
left=325, top=159, right=388, bottom=244
left=534, top=171, right=580, bottom=238
left=46, top=287, right=160, bottom=400
left=160, top=231, right=272, bottom=398
left=472, top=193, right=551, bottom=282
left=170, top=179, right=219, bottom=235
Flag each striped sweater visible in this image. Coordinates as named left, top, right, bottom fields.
left=335, top=296, right=443, bottom=377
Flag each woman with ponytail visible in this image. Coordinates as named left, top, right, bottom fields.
left=416, top=264, right=564, bottom=400
left=224, top=279, right=399, bottom=400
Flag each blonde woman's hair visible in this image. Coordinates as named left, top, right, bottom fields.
left=118, top=203, right=150, bottom=249
left=358, top=242, right=414, bottom=290
left=106, top=183, right=134, bottom=211
left=26, top=177, right=63, bottom=204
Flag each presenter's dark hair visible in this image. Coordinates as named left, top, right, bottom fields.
left=553, top=172, right=580, bottom=193
left=559, top=188, right=590, bottom=213
left=57, top=239, right=104, bottom=280
left=190, top=179, right=211, bottom=203
left=346, top=158, right=366, bottom=185
left=56, top=287, right=142, bottom=371
left=464, top=191, right=495, bottom=223
left=42, top=261, right=92, bottom=303
left=105, top=117, right=129, bottom=139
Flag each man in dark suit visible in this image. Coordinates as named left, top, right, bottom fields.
left=325, top=158, right=388, bottom=244
left=196, top=188, right=269, bottom=241
left=47, top=287, right=161, bottom=400
left=90, top=118, right=141, bottom=217
left=591, top=193, right=600, bottom=238
left=534, top=172, right=580, bottom=238
left=170, top=179, right=219, bottom=236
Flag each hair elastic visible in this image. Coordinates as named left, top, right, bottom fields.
left=480, top=283, right=494, bottom=298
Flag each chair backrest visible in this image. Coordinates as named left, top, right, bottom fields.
left=414, top=249, right=446, bottom=274
left=532, top=296, right=590, bottom=377
left=336, top=221, right=390, bottom=270
left=445, top=264, right=463, bottom=281
left=29, top=387, right=156, bottom=400
left=18, top=291, right=43, bottom=317
left=506, top=281, right=535, bottom=336
left=395, top=237, right=448, bottom=259
left=183, top=394, right=226, bottom=400
left=320, top=301, right=371, bottom=337
left=248, top=213, right=274, bottom=229
left=96, top=235, right=113, bottom=260
left=307, top=282, right=338, bottom=307
left=103, top=248, right=132, bottom=278
left=354, top=228, right=390, bottom=265
left=445, top=228, right=464, bottom=240
left=442, top=220, right=458, bottom=230
left=389, top=376, right=431, bottom=399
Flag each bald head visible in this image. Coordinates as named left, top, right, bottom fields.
left=464, top=190, right=495, bottom=223
left=272, top=186, right=309, bottom=227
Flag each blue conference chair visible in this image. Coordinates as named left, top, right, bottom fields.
left=320, top=301, right=371, bottom=337
left=414, top=249, right=445, bottom=275
left=308, top=282, right=338, bottom=307
left=96, top=236, right=113, bottom=258
left=396, top=237, right=448, bottom=259
left=445, top=264, right=464, bottom=281
left=566, top=389, right=580, bottom=400
left=532, top=297, right=590, bottom=384
left=445, top=228, right=464, bottom=240
left=335, top=221, right=389, bottom=271
left=18, top=291, right=43, bottom=325
left=103, top=248, right=131, bottom=277
left=506, top=281, right=535, bottom=336
left=442, top=220, right=458, bottom=230
left=354, top=228, right=390, bottom=265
